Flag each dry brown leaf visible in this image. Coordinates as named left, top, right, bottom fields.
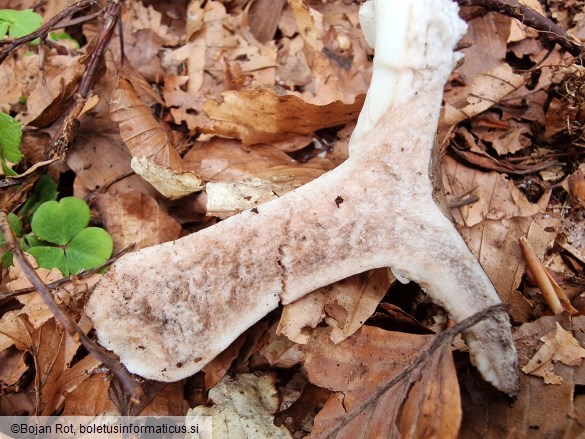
left=111, top=75, right=206, bottom=198
left=0, top=54, right=41, bottom=113
left=567, top=163, right=585, bottom=209
left=68, top=127, right=155, bottom=198
left=0, top=311, right=32, bottom=352
left=139, top=381, right=189, bottom=416
left=62, top=372, right=116, bottom=416
left=20, top=55, right=86, bottom=127
left=459, top=370, right=578, bottom=438
left=304, top=327, right=461, bottom=439
left=202, top=334, right=247, bottom=389
left=0, top=347, right=28, bottom=389
left=522, top=322, right=585, bottom=384
left=444, top=64, right=524, bottom=126
left=126, top=1, right=179, bottom=45
left=93, top=191, right=182, bottom=252
left=183, top=139, right=299, bottom=181
left=31, top=317, right=98, bottom=415
left=111, top=76, right=183, bottom=169
left=188, top=373, right=292, bottom=438
left=249, top=0, right=286, bottom=43
left=203, top=88, right=364, bottom=145
left=277, top=269, right=390, bottom=344
left=444, top=156, right=550, bottom=228
left=456, top=215, right=558, bottom=314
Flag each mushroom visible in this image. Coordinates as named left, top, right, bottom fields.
left=86, top=0, right=519, bottom=394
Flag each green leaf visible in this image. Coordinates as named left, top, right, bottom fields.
left=0, top=112, right=22, bottom=163
left=20, top=175, right=58, bottom=223
left=31, top=197, right=90, bottom=245
left=66, top=227, right=113, bottom=275
left=0, top=22, right=8, bottom=39
left=0, top=9, right=43, bottom=39
left=21, top=233, right=42, bottom=250
left=1, top=251, right=13, bottom=268
left=7, top=212, right=22, bottom=237
left=27, top=246, right=68, bottom=276
left=0, top=212, right=21, bottom=246
left=49, top=31, right=79, bottom=50
left=0, top=214, right=22, bottom=268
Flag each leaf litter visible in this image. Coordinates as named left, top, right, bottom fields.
left=0, top=0, right=584, bottom=438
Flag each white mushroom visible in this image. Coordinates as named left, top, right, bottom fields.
left=86, top=0, right=518, bottom=394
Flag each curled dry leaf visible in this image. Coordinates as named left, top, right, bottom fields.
left=304, top=327, right=461, bottom=439
left=131, top=157, right=205, bottom=200
left=111, top=75, right=205, bottom=199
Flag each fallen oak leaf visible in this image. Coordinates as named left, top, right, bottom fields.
left=111, top=75, right=206, bottom=199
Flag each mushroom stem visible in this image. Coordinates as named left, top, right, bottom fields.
left=86, top=0, right=518, bottom=395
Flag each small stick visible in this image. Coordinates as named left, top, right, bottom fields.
left=0, top=0, right=98, bottom=64
left=0, top=244, right=134, bottom=301
left=519, top=236, right=563, bottom=314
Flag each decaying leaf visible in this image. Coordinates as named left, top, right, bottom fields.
left=187, top=373, right=292, bottom=438
left=522, top=322, right=585, bottom=384
left=93, top=191, right=182, bottom=252
left=304, top=327, right=461, bottom=439
left=277, top=268, right=391, bottom=344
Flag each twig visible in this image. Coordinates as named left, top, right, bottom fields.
left=0, top=244, right=135, bottom=301
left=455, top=0, right=582, bottom=56
left=322, top=304, right=510, bottom=439
left=2, top=1, right=122, bottom=213
left=0, top=211, right=143, bottom=402
left=0, top=0, right=98, bottom=64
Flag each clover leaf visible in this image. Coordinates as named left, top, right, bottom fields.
left=0, top=9, right=43, bottom=39
left=0, top=112, right=23, bottom=175
left=27, top=197, right=113, bottom=276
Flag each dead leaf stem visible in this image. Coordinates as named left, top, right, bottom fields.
left=0, top=211, right=143, bottom=402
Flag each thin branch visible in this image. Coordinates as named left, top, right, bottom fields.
left=0, top=211, right=143, bottom=402
left=2, top=1, right=122, bottom=213
left=0, top=0, right=98, bottom=64
left=456, top=0, right=582, bottom=57
left=0, top=244, right=135, bottom=301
